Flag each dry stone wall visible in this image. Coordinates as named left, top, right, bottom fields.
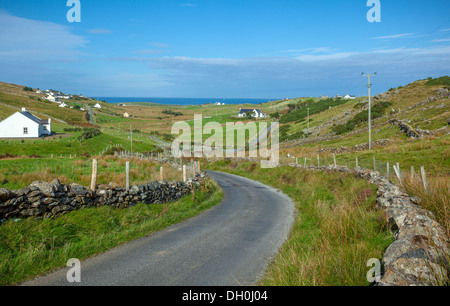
left=213, top=156, right=449, bottom=286
left=0, top=172, right=207, bottom=222
left=288, top=162, right=449, bottom=286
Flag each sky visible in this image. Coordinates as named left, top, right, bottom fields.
left=0, top=0, right=450, bottom=98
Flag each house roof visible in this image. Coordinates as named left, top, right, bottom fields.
left=239, top=108, right=264, bottom=114
left=20, top=111, right=49, bottom=125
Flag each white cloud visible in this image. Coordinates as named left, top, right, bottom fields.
left=432, top=38, right=450, bottom=42
left=88, top=29, right=112, bottom=34
left=0, top=11, right=88, bottom=62
left=148, top=42, right=169, bottom=48
left=370, top=33, right=418, bottom=40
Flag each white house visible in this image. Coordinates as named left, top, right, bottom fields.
left=45, top=95, right=59, bottom=103
left=94, top=103, right=102, bottom=109
left=238, top=108, right=267, bottom=118
left=0, top=108, right=51, bottom=138
left=343, top=94, right=356, bottom=100
left=59, top=102, right=67, bottom=108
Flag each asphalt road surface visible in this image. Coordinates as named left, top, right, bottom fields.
left=22, top=170, right=295, bottom=286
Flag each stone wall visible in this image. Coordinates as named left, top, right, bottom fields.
left=211, top=156, right=449, bottom=286
left=0, top=172, right=207, bottom=222
left=288, top=163, right=449, bottom=286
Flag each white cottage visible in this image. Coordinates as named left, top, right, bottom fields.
left=238, top=108, right=266, bottom=118
left=0, top=108, right=51, bottom=138
left=94, top=103, right=102, bottom=109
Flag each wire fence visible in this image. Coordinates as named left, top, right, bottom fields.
left=0, top=155, right=191, bottom=191
left=278, top=152, right=436, bottom=189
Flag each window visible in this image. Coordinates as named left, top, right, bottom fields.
left=23, top=127, right=28, bottom=134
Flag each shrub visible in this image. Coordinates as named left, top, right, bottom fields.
left=426, top=76, right=450, bottom=87
left=162, top=110, right=183, bottom=116
left=331, top=101, right=392, bottom=135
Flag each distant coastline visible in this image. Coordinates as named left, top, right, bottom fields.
left=93, top=97, right=280, bottom=105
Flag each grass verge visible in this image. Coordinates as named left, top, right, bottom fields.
left=0, top=177, right=223, bottom=286
left=206, top=160, right=394, bottom=286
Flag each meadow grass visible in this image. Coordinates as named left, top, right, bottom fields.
left=205, top=160, right=393, bottom=286
left=0, top=156, right=184, bottom=190
left=0, top=177, right=223, bottom=285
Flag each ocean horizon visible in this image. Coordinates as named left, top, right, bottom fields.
left=93, top=97, right=280, bottom=105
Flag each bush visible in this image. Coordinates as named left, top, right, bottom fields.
left=426, top=76, right=450, bottom=87
left=78, top=128, right=101, bottom=140
left=280, top=98, right=349, bottom=124
left=162, top=110, right=183, bottom=116
left=23, top=87, right=33, bottom=92
left=332, top=101, right=392, bottom=135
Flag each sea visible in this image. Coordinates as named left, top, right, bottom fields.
left=93, top=97, right=279, bottom=106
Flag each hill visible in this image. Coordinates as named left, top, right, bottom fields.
left=274, top=77, right=449, bottom=172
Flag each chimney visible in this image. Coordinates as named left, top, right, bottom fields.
left=22, top=107, right=27, bottom=112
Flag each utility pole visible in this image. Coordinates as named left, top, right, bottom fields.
left=362, top=72, right=376, bottom=150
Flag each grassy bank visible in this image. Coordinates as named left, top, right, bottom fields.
left=206, top=160, right=394, bottom=286
left=0, top=177, right=223, bottom=286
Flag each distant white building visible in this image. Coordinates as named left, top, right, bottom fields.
left=94, top=103, right=102, bottom=109
left=238, top=108, right=267, bottom=118
left=0, top=108, right=51, bottom=138
left=57, top=95, right=71, bottom=99
left=59, top=102, right=67, bottom=108
left=45, top=95, right=59, bottom=103
left=343, top=94, right=356, bottom=100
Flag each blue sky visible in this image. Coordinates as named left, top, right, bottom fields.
left=0, top=0, right=449, bottom=98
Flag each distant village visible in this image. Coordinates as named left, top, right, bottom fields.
left=34, top=89, right=102, bottom=110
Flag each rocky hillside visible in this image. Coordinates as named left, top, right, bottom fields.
left=278, top=76, right=450, bottom=149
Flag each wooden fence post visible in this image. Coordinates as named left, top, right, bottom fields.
left=410, top=166, right=415, bottom=180
left=333, top=153, right=337, bottom=166
left=373, top=156, right=377, bottom=171
left=183, top=165, right=187, bottom=182
left=90, top=159, right=98, bottom=190
left=420, top=166, right=428, bottom=191
left=198, top=161, right=201, bottom=172
left=386, top=162, right=389, bottom=179
left=393, top=163, right=403, bottom=185
left=356, top=157, right=359, bottom=168
left=304, top=157, right=307, bottom=167
left=317, top=154, right=320, bottom=167
left=160, top=166, right=164, bottom=181
left=126, top=161, right=130, bottom=189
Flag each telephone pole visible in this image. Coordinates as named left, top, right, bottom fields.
left=362, top=72, right=376, bottom=150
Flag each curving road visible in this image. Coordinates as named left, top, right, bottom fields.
left=22, top=171, right=295, bottom=286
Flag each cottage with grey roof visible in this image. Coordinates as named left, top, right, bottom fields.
left=0, top=108, right=51, bottom=138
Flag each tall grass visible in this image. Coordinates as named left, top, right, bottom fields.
left=0, top=156, right=185, bottom=190
left=206, top=160, right=393, bottom=286
left=402, top=173, right=449, bottom=238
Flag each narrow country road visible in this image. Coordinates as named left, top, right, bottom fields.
left=22, top=171, right=295, bottom=286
